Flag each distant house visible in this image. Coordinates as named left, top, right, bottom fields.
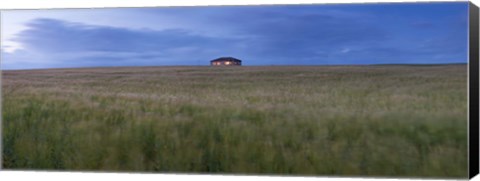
left=210, top=57, right=242, bottom=66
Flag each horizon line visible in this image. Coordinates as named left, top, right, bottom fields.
left=1, top=62, right=468, bottom=71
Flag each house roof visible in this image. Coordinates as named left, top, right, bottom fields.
left=210, top=57, right=242, bottom=62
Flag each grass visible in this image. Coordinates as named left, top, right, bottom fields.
left=2, top=65, right=468, bottom=178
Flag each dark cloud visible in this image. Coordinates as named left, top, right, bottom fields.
left=15, top=18, right=238, bottom=53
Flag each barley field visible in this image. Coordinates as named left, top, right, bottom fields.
left=1, top=65, right=468, bottom=178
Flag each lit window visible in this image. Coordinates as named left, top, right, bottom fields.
left=226, top=61, right=231, bottom=65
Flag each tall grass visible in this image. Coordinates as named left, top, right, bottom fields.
left=2, top=65, right=468, bottom=178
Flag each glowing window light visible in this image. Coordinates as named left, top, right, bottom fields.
left=226, top=61, right=231, bottom=65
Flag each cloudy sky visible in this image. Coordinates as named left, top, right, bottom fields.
left=0, top=2, right=469, bottom=69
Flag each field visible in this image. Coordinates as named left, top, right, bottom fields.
left=1, top=65, right=468, bottom=178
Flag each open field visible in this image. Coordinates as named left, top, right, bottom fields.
left=2, top=65, right=468, bottom=178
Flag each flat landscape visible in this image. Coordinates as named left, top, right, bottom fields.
left=2, top=65, right=468, bottom=177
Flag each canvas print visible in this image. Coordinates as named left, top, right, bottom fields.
left=1, top=2, right=471, bottom=178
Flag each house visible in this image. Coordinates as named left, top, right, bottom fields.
left=210, top=57, right=242, bottom=66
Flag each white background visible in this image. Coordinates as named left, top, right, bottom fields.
left=0, top=0, right=478, bottom=181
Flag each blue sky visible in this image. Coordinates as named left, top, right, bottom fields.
left=0, top=2, right=469, bottom=69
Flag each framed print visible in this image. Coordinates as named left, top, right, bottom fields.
left=1, top=1, right=479, bottom=179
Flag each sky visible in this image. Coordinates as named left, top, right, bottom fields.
left=0, top=2, right=469, bottom=69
